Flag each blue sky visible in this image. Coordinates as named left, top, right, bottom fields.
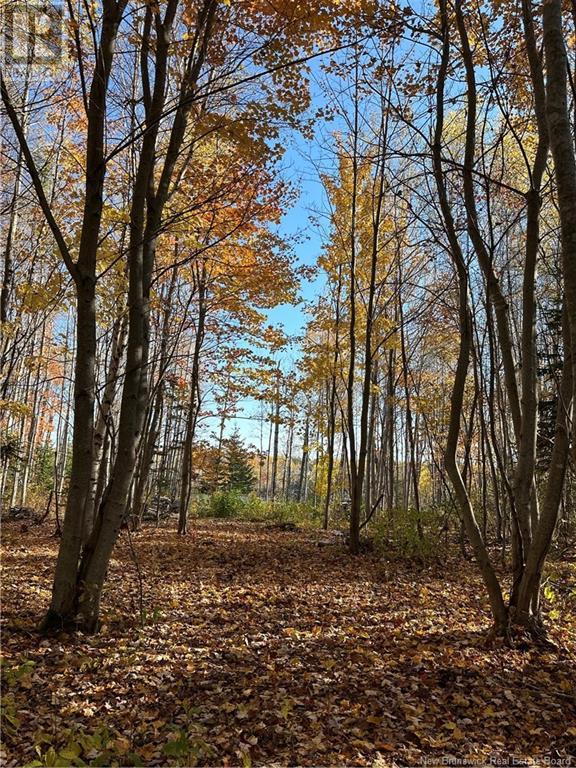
left=264, top=72, right=333, bottom=338
left=205, top=146, right=328, bottom=446
left=200, top=60, right=343, bottom=445
left=266, top=174, right=326, bottom=336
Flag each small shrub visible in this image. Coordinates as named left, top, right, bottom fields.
left=195, top=491, right=320, bottom=526
left=196, top=490, right=254, bottom=519
left=210, top=490, right=243, bottom=518
left=264, top=499, right=322, bottom=527
left=370, top=504, right=448, bottom=559
left=237, top=494, right=268, bottom=520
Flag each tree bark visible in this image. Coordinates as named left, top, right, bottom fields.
left=433, top=0, right=508, bottom=632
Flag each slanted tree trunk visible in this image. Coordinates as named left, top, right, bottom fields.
left=397, top=261, right=422, bottom=536
left=73, top=0, right=218, bottom=632
left=323, top=264, right=343, bottom=529
left=454, top=1, right=531, bottom=590
left=346, top=52, right=362, bottom=553
left=433, top=0, right=509, bottom=633
left=540, top=0, right=576, bottom=434
left=2, top=0, right=131, bottom=630
left=515, top=319, right=573, bottom=623
left=507, top=0, right=549, bottom=605
left=513, top=0, right=576, bottom=626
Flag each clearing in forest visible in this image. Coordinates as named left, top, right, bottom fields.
left=1, top=520, right=575, bottom=767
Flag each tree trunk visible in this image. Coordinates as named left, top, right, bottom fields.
left=433, top=0, right=509, bottom=633
left=297, top=415, right=310, bottom=502
left=178, top=267, right=206, bottom=535
left=270, top=373, right=281, bottom=500
left=85, top=314, right=128, bottom=540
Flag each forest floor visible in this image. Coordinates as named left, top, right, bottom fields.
left=1, top=519, right=575, bottom=768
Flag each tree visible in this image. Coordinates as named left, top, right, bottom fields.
left=2, top=0, right=364, bottom=632
left=2, top=0, right=574, bottom=644
left=221, top=430, right=256, bottom=494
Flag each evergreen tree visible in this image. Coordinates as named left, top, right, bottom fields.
left=221, top=430, right=255, bottom=493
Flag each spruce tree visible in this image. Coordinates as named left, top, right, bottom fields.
left=221, top=429, right=255, bottom=493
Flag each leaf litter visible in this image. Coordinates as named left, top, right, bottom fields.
left=1, top=520, right=575, bottom=766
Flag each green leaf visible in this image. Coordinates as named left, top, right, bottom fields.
left=126, top=753, right=144, bottom=767
left=88, top=751, right=112, bottom=767
left=60, top=743, right=82, bottom=760
left=162, top=731, right=191, bottom=757
left=6, top=712, right=21, bottom=727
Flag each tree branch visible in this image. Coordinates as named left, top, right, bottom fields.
left=0, top=71, right=77, bottom=280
